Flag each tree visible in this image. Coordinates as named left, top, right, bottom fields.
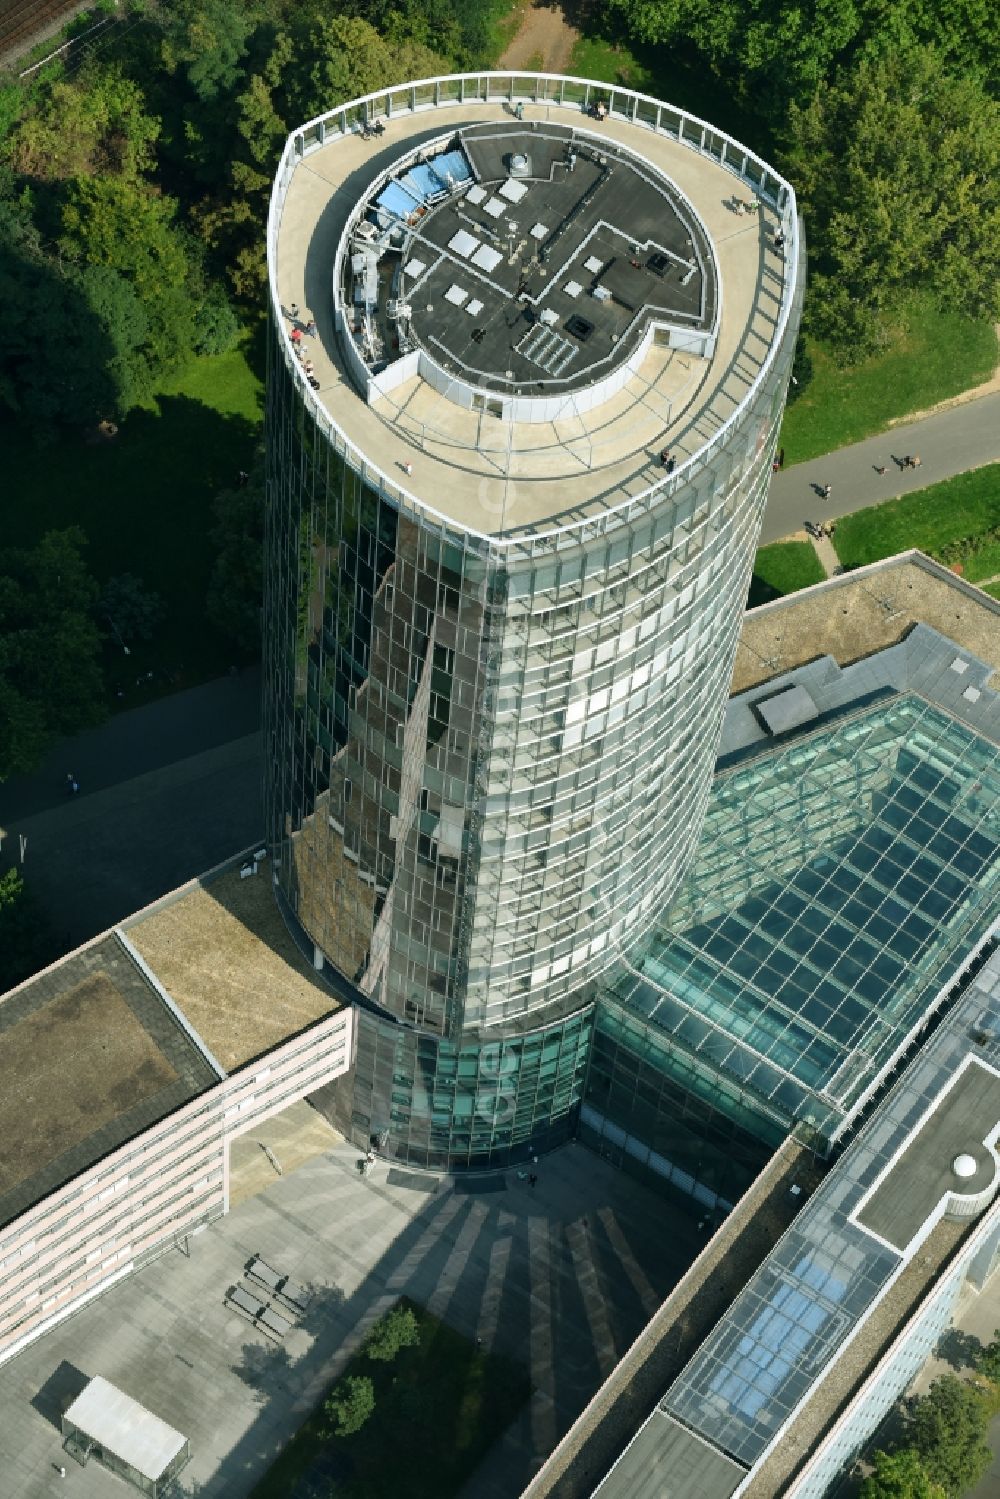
left=99, top=574, right=166, bottom=645
left=363, top=1303, right=420, bottom=1363
left=8, top=63, right=159, bottom=183
left=160, top=0, right=253, bottom=105
left=0, top=227, right=124, bottom=427
left=0, top=869, right=62, bottom=991
left=0, top=529, right=105, bottom=779
left=59, top=176, right=197, bottom=356
left=323, top=1374, right=375, bottom=1436
left=904, top=1374, right=992, bottom=1496
left=781, top=46, right=1000, bottom=357
left=974, top=1328, right=1000, bottom=1384
left=207, top=479, right=264, bottom=651
left=860, top=1448, right=946, bottom=1499
left=277, top=16, right=445, bottom=151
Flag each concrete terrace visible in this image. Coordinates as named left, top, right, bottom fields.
left=0, top=1138, right=700, bottom=1499
left=275, top=87, right=789, bottom=537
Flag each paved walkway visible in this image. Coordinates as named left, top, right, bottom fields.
left=0, top=1137, right=699, bottom=1499
left=760, top=391, right=1000, bottom=544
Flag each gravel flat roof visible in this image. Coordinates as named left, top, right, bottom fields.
left=0, top=936, right=216, bottom=1230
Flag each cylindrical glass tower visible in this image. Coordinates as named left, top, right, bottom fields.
left=264, top=74, right=804, bottom=1168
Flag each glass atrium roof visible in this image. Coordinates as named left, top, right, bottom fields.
left=656, top=957, right=1000, bottom=1476
left=604, top=693, right=1000, bottom=1141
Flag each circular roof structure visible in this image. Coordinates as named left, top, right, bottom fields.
left=336, top=120, right=717, bottom=420
left=953, top=1152, right=978, bottom=1179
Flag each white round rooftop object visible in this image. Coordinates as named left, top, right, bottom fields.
left=953, top=1153, right=978, bottom=1179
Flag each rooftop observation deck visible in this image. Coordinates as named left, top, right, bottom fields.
left=270, top=73, right=798, bottom=545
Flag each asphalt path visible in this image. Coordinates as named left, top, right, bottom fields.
left=0, top=669, right=263, bottom=958
left=760, top=391, right=1000, bottom=544
left=0, top=667, right=261, bottom=823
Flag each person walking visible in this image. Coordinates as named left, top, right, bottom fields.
left=66, top=773, right=79, bottom=795
left=305, top=315, right=318, bottom=337
left=403, top=461, right=413, bottom=476
left=911, top=453, right=922, bottom=468
left=874, top=464, right=887, bottom=475
left=289, top=302, right=300, bottom=322
left=822, top=483, right=832, bottom=499
left=290, top=326, right=303, bottom=347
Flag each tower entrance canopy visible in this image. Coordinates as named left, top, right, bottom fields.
left=337, top=122, right=717, bottom=424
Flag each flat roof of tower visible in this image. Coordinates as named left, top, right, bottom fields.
left=272, top=82, right=797, bottom=540
left=342, top=123, right=716, bottom=399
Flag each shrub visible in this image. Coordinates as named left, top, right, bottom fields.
left=363, top=1303, right=421, bottom=1363
left=323, top=1374, right=375, bottom=1437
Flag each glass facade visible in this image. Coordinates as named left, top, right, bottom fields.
left=581, top=1005, right=781, bottom=1209
left=346, top=1004, right=592, bottom=1169
left=264, top=77, right=804, bottom=1168
left=604, top=694, right=1000, bottom=1146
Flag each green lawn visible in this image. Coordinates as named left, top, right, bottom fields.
left=832, top=465, right=1000, bottom=572
left=982, top=582, right=1000, bottom=602
left=250, top=1300, right=530, bottom=1499
left=781, top=301, right=997, bottom=465
left=1, top=345, right=262, bottom=705
left=748, top=540, right=826, bottom=608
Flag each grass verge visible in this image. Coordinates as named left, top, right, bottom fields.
left=748, top=541, right=826, bottom=608
left=781, top=302, right=997, bottom=465
left=832, top=466, right=1000, bottom=572
left=250, top=1299, right=530, bottom=1499
left=1, top=344, right=263, bottom=706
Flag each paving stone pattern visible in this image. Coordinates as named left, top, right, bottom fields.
left=0, top=1138, right=697, bottom=1498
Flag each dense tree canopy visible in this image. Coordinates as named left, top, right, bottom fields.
left=207, top=478, right=265, bottom=650
left=0, top=529, right=105, bottom=779
left=903, top=1375, right=993, bottom=1496
left=860, top=1449, right=946, bottom=1499
left=782, top=45, right=1000, bottom=355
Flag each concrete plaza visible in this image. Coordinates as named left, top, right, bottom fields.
left=0, top=1130, right=698, bottom=1499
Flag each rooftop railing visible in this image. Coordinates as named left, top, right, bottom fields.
left=267, top=72, right=801, bottom=562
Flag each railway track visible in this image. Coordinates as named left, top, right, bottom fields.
left=0, top=0, right=92, bottom=64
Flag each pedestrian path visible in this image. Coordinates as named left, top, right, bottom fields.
left=808, top=532, right=839, bottom=577
left=761, top=391, right=1000, bottom=544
